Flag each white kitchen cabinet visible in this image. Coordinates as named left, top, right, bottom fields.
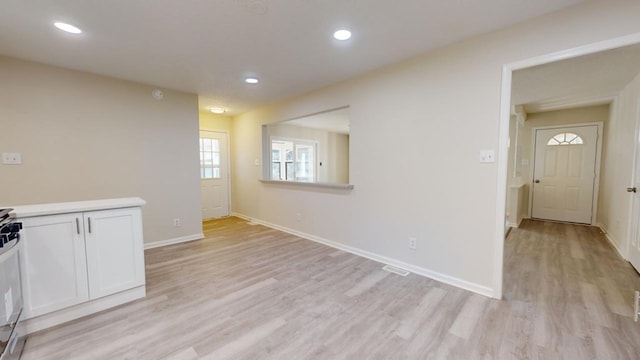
left=11, top=198, right=146, bottom=333
left=20, top=207, right=145, bottom=319
left=84, top=208, right=145, bottom=299
left=20, top=213, right=90, bottom=318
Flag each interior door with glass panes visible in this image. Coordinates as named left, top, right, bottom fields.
left=200, top=131, right=229, bottom=219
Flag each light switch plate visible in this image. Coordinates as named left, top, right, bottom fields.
left=2, top=152, right=22, bottom=165
left=479, top=150, right=495, bottom=163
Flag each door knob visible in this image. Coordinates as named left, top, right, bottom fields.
left=628, top=187, right=637, bottom=193
left=534, top=180, right=540, bottom=184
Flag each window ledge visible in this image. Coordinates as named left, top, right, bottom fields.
left=260, top=179, right=354, bottom=190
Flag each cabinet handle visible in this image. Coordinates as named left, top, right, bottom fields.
left=87, top=217, right=92, bottom=233
left=76, top=218, right=80, bottom=234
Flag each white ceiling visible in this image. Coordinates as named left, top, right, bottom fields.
left=0, top=0, right=583, bottom=115
left=512, top=43, right=640, bottom=113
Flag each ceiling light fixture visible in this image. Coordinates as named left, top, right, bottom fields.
left=245, top=77, right=259, bottom=84
left=333, top=29, right=351, bottom=41
left=210, top=107, right=226, bottom=114
left=54, top=22, right=82, bottom=34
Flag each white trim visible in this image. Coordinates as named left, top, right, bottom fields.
left=505, top=221, right=520, bottom=228
left=505, top=33, right=640, bottom=72
left=200, top=130, right=232, bottom=218
left=598, top=223, right=627, bottom=260
left=493, top=65, right=512, bottom=299
left=610, top=97, right=633, bottom=261
left=24, top=286, right=145, bottom=334
left=280, top=105, right=351, bottom=123
left=232, top=212, right=494, bottom=298
left=527, top=122, right=604, bottom=226
left=625, top=87, right=640, bottom=265
left=523, top=93, right=616, bottom=114
left=144, top=233, right=204, bottom=249
left=496, top=32, right=640, bottom=302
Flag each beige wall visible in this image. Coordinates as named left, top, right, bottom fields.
left=0, top=56, right=202, bottom=245
left=199, top=111, right=232, bottom=133
left=231, top=0, right=640, bottom=296
left=599, top=72, right=640, bottom=251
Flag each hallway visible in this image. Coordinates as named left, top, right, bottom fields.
left=504, top=219, right=640, bottom=358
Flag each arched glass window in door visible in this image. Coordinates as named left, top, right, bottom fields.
left=547, top=132, right=584, bottom=146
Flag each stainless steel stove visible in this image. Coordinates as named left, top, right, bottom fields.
left=0, top=209, right=25, bottom=360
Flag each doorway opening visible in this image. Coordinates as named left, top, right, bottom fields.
left=495, top=33, right=640, bottom=299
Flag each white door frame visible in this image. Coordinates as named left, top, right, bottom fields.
left=200, top=130, right=232, bottom=217
left=628, top=98, right=640, bottom=271
left=494, top=32, right=640, bottom=300
left=527, top=122, right=603, bottom=225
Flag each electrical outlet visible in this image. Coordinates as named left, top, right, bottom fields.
left=173, top=218, right=181, bottom=227
left=408, top=237, right=417, bottom=250
left=296, top=212, right=302, bottom=222
left=2, top=152, right=22, bottom=165
left=479, top=150, right=495, bottom=163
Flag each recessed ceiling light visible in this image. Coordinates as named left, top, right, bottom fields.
left=333, top=29, right=351, bottom=41
left=210, top=107, right=226, bottom=114
left=245, top=77, right=259, bottom=84
left=54, top=22, right=82, bottom=34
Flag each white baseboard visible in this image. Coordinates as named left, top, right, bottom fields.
left=507, top=217, right=527, bottom=229
left=597, top=223, right=627, bottom=260
left=144, top=233, right=204, bottom=250
left=231, top=212, right=494, bottom=298
left=24, top=286, right=146, bottom=334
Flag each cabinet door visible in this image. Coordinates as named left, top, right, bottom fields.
left=20, top=213, right=89, bottom=318
left=84, top=207, right=145, bottom=299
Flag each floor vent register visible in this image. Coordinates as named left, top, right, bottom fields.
left=382, top=265, right=410, bottom=276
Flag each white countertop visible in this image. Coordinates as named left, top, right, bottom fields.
left=8, top=197, right=146, bottom=218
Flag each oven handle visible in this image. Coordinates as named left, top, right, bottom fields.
left=0, top=232, right=21, bottom=264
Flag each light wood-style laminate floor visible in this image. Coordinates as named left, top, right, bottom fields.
left=21, top=217, right=640, bottom=359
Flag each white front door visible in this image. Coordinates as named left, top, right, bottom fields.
left=200, top=131, right=230, bottom=220
left=531, top=125, right=599, bottom=224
